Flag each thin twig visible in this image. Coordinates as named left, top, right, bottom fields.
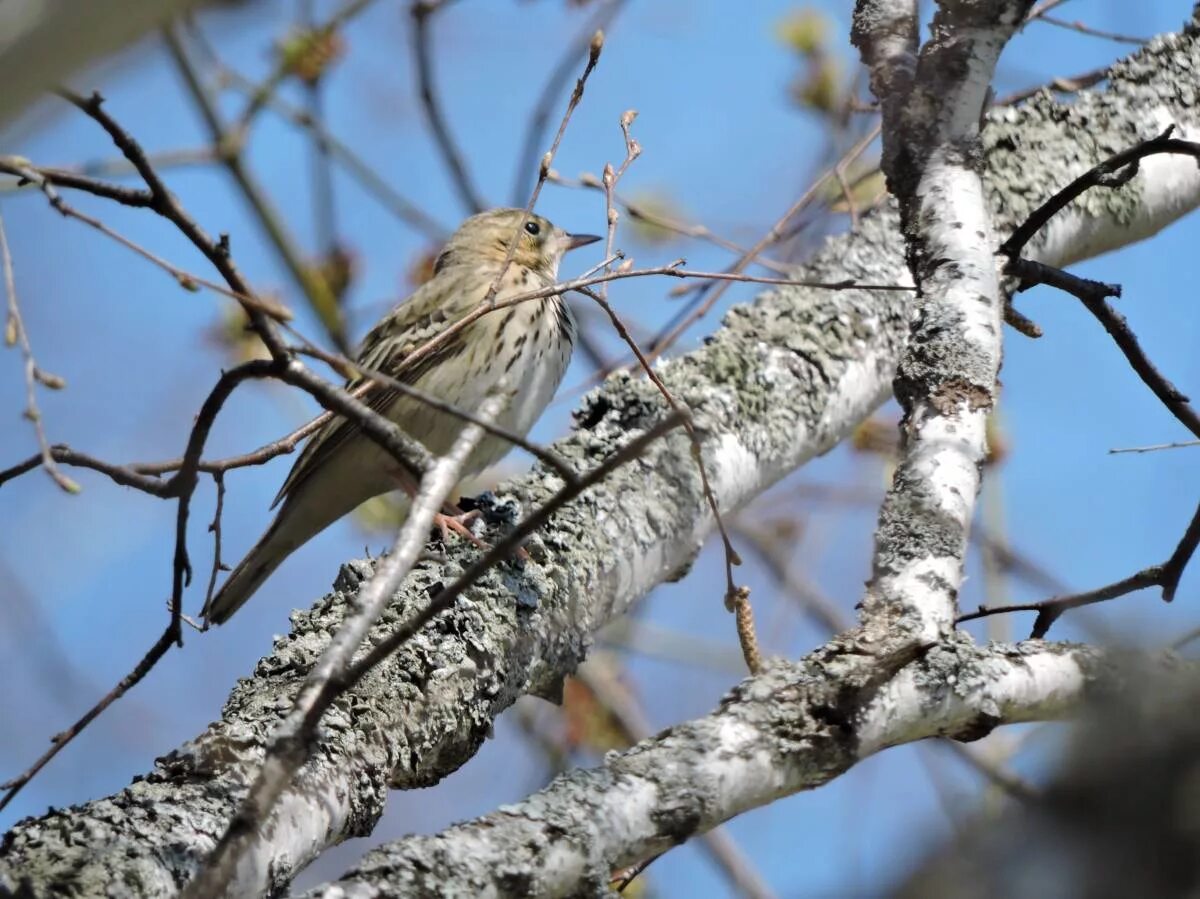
left=613, top=853, right=664, bottom=892
left=0, top=412, right=335, bottom=493
left=483, top=29, right=605, bottom=312
left=0, top=160, right=153, bottom=206
left=286, top=335, right=580, bottom=485
left=648, top=123, right=881, bottom=356
left=232, top=0, right=379, bottom=132
left=0, top=158, right=293, bottom=321
left=1023, top=0, right=1073, bottom=22
left=1009, top=258, right=1200, bottom=440
left=1109, top=439, right=1200, bottom=455
left=0, top=147, right=216, bottom=191
left=1035, top=14, right=1146, bottom=45
left=511, top=0, right=628, bottom=204
left=203, top=472, right=228, bottom=614
left=410, top=0, right=485, bottom=213
left=940, top=740, right=1041, bottom=802
left=995, top=64, right=1109, bottom=107
left=546, top=170, right=794, bottom=274
left=999, top=128, right=1200, bottom=260
left=162, top=28, right=348, bottom=352
left=210, top=58, right=446, bottom=238
left=957, top=499, right=1200, bottom=636
left=0, top=212, right=78, bottom=493
left=0, top=626, right=177, bottom=813
left=299, top=0, right=339, bottom=258
left=186, top=393, right=506, bottom=898
left=56, top=89, right=290, bottom=356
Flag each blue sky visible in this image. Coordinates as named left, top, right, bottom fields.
left=1, top=1, right=1197, bottom=895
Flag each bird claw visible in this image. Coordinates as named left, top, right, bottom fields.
left=433, top=509, right=486, bottom=548
left=431, top=509, right=530, bottom=562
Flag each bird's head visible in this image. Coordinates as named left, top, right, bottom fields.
left=435, top=208, right=600, bottom=279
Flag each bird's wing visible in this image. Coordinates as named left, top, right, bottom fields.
left=271, top=274, right=477, bottom=509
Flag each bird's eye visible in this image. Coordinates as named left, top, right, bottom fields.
left=524, top=220, right=541, bottom=236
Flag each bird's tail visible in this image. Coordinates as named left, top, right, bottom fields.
left=202, top=514, right=304, bottom=626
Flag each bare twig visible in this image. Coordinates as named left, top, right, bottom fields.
left=1009, top=259, right=1200, bottom=441
left=1035, top=14, right=1146, bottom=46
left=0, top=212, right=78, bottom=493
left=648, top=123, right=881, bottom=356
left=1110, top=439, right=1200, bottom=455
left=511, top=0, right=629, bottom=204
left=0, top=627, right=178, bottom=813
left=0, top=158, right=293, bottom=321
left=999, top=128, right=1200, bottom=260
left=1023, top=0, right=1072, bottom=21
left=211, top=60, right=446, bottom=239
left=233, top=0, right=379, bottom=132
left=483, top=29, right=605, bottom=313
left=939, top=740, right=1040, bottom=802
left=203, top=472, right=228, bottom=614
left=0, top=147, right=216, bottom=191
left=958, top=499, right=1200, bottom=636
left=287, top=336, right=580, bottom=485
left=56, top=89, right=291, bottom=356
left=187, top=393, right=506, bottom=898
left=410, top=0, right=485, bottom=213
left=162, top=28, right=348, bottom=352
left=0, top=159, right=153, bottom=206
left=613, top=853, right=664, bottom=892
left=299, top=0, right=339, bottom=258
left=546, top=170, right=795, bottom=274
left=995, top=64, right=1109, bottom=107
left=0, top=411, right=336, bottom=493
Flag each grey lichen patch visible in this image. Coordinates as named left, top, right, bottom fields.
left=871, top=473, right=969, bottom=572
left=983, top=20, right=1200, bottom=258
left=894, top=302, right=997, bottom=410
left=12, top=21, right=1200, bottom=896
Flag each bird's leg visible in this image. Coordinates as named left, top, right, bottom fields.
left=434, top=502, right=489, bottom=550
left=390, top=468, right=532, bottom=560
left=389, top=466, right=489, bottom=550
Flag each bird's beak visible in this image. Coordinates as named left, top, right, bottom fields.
left=564, top=232, right=602, bottom=251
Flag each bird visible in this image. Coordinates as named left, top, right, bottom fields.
left=202, top=208, right=600, bottom=625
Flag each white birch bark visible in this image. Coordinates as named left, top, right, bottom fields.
left=2, top=10, right=1200, bottom=897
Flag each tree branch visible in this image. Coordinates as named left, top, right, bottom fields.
left=4, top=21, right=1200, bottom=895
left=299, top=640, right=1174, bottom=897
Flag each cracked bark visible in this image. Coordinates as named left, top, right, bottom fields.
left=301, top=640, right=1181, bottom=898
left=3, top=11, right=1200, bottom=897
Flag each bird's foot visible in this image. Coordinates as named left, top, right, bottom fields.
left=433, top=509, right=486, bottom=548
left=432, top=508, right=530, bottom=562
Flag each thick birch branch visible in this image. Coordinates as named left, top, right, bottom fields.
left=3, top=16, right=1200, bottom=897
left=854, top=0, right=1028, bottom=644
left=300, top=639, right=1174, bottom=898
